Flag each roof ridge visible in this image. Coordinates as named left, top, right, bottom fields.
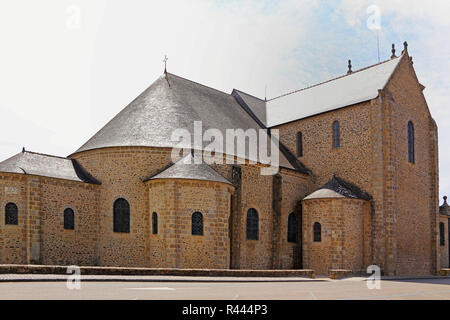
left=268, top=55, right=403, bottom=102
left=166, top=72, right=232, bottom=98
left=23, top=150, right=69, bottom=160
left=232, top=89, right=265, bottom=102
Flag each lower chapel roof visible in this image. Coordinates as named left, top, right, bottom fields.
left=145, top=153, right=233, bottom=186
left=440, top=197, right=450, bottom=216
left=304, top=176, right=372, bottom=201
left=0, top=150, right=100, bottom=184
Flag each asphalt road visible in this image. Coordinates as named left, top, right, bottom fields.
left=0, top=277, right=449, bottom=300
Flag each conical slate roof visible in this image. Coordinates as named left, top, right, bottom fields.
left=73, top=73, right=297, bottom=171
left=304, top=175, right=371, bottom=201
left=440, top=196, right=450, bottom=216
left=0, top=150, right=100, bottom=184
left=145, top=153, right=232, bottom=186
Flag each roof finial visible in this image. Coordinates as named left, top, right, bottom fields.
left=22, top=147, right=25, bottom=153
left=347, top=60, right=352, bottom=74
left=163, top=55, right=168, bottom=74
left=391, top=44, right=397, bottom=59
left=444, top=196, right=448, bottom=204
left=402, top=41, right=408, bottom=54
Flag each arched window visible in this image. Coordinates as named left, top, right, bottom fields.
left=297, top=132, right=303, bottom=157
left=313, top=222, right=321, bottom=242
left=440, top=222, right=445, bottom=246
left=113, top=198, right=130, bottom=233
left=288, top=213, right=298, bottom=243
left=152, top=212, right=158, bottom=235
left=408, top=121, right=415, bottom=164
left=64, top=208, right=75, bottom=230
left=192, top=212, right=203, bottom=236
left=5, top=203, right=18, bottom=225
left=246, top=208, right=259, bottom=240
left=333, top=121, right=340, bottom=148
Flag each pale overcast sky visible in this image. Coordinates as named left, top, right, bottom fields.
left=0, top=0, right=449, bottom=199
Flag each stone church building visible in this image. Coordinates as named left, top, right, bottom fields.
left=0, top=43, right=447, bottom=276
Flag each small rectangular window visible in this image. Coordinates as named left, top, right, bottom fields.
left=64, top=208, right=75, bottom=230
left=333, top=121, right=340, bottom=148
left=297, top=132, right=303, bottom=157
left=408, top=122, right=415, bottom=164
left=152, top=212, right=158, bottom=235
left=5, top=203, right=18, bottom=225
left=313, top=222, right=321, bottom=242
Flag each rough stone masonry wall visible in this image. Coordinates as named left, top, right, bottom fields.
left=147, top=179, right=233, bottom=269
left=72, top=147, right=309, bottom=269
left=0, top=173, right=100, bottom=266
left=302, top=198, right=369, bottom=275
left=39, top=178, right=100, bottom=266
left=440, top=215, right=449, bottom=269
left=147, top=182, right=166, bottom=267
left=273, top=100, right=373, bottom=194
left=186, top=159, right=308, bottom=270
left=71, top=147, right=175, bottom=267
left=278, top=171, right=310, bottom=269
left=274, top=100, right=384, bottom=269
left=238, top=164, right=276, bottom=269
left=274, top=55, right=438, bottom=275
left=385, top=55, right=438, bottom=275
left=202, top=162, right=278, bottom=270
left=0, top=173, right=28, bottom=264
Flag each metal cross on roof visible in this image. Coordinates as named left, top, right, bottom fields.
left=163, top=55, right=168, bottom=74
left=347, top=60, right=352, bottom=74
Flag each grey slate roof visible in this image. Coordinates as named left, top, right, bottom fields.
left=73, top=73, right=297, bottom=171
left=0, top=151, right=100, bottom=184
left=232, top=89, right=267, bottom=125
left=231, top=56, right=404, bottom=128
left=304, top=175, right=371, bottom=201
left=232, top=89, right=310, bottom=174
left=145, top=153, right=232, bottom=186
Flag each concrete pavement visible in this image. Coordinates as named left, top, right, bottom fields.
left=0, top=276, right=449, bottom=300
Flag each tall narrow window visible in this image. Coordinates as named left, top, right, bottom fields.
left=152, top=212, right=158, bottom=235
left=113, top=198, right=130, bottom=233
left=313, top=222, right=321, bottom=242
left=64, top=208, right=75, bottom=230
left=246, top=208, right=259, bottom=240
left=192, top=212, right=203, bottom=236
left=5, top=203, right=18, bottom=225
left=333, top=121, right=340, bottom=148
left=287, top=213, right=298, bottom=243
left=408, top=121, right=415, bottom=164
left=297, top=132, right=303, bottom=157
left=440, top=222, right=445, bottom=246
